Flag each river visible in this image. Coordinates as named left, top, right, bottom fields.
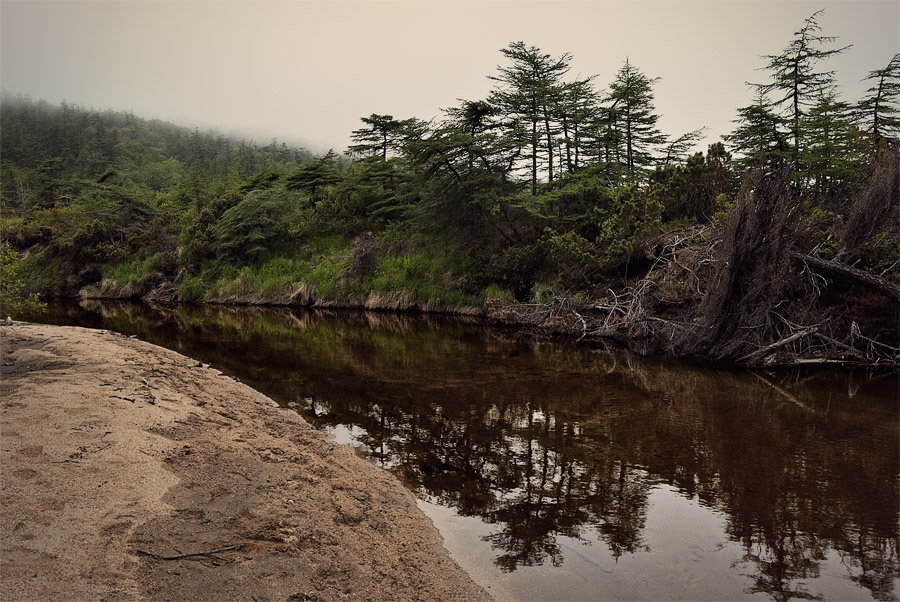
left=32, top=301, right=900, bottom=601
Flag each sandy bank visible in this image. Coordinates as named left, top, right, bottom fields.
left=0, top=322, right=488, bottom=601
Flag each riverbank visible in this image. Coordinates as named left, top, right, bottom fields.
left=40, top=210, right=895, bottom=371
left=0, top=322, right=489, bottom=601
left=76, top=280, right=900, bottom=369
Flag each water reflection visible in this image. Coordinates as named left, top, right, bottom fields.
left=35, top=301, right=900, bottom=601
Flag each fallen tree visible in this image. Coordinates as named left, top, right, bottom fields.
left=791, top=252, right=900, bottom=303
left=508, top=160, right=900, bottom=368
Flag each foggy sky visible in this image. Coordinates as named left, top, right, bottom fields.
left=2, top=1, right=898, bottom=155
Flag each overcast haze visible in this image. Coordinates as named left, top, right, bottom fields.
left=2, top=1, right=898, bottom=155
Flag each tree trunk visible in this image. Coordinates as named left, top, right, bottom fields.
left=543, top=109, right=554, bottom=184
left=791, top=252, right=900, bottom=302
left=531, top=114, right=538, bottom=196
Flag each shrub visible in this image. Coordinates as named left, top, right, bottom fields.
left=483, top=242, right=544, bottom=300
left=711, top=193, right=732, bottom=227
left=213, top=189, right=293, bottom=264
left=482, top=283, right=514, bottom=303
left=0, top=241, right=45, bottom=318
left=594, top=186, right=663, bottom=270
left=543, top=229, right=601, bottom=288
left=177, top=274, right=205, bottom=303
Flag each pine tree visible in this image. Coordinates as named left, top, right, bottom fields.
left=754, top=10, right=851, bottom=167
left=856, top=53, right=900, bottom=144
left=349, top=114, right=424, bottom=160
left=801, top=91, right=859, bottom=199
left=286, top=150, right=342, bottom=195
left=660, top=128, right=707, bottom=168
left=604, top=59, right=666, bottom=181
left=443, top=99, right=504, bottom=173
left=489, top=41, right=572, bottom=194
left=725, top=91, right=791, bottom=171
left=556, top=77, right=598, bottom=174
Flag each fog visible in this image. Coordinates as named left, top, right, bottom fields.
left=2, top=1, right=897, bottom=154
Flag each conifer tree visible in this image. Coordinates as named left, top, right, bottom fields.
left=489, top=41, right=572, bottom=194
left=443, top=99, right=504, bottom=173
left=856, top=53, right=900, bottom=143
left=557, top=77, right=598, bottom=173
left=604, top=59, right=666, bottom=181
left=349, top=114, right=423, bottom=160
left=753, top=10, right=851, bottom=167
left=285, top=150, right=341, bottom=194
left=725, top=91, right=790, bottom=171
left=801, top=91, right=858, bottom=198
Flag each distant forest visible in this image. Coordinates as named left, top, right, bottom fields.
left=2, top=11, right=898, bottom=366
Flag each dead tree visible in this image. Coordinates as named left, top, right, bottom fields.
left=682, top=169, right=799, bottom=362
left=791, top=253, right=900, bottom=302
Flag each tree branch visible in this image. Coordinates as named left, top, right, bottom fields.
left=791, top=252, right=900, bottom=302
left=137, top=545, right=239, bottom=561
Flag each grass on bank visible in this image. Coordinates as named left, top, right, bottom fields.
left=87, top=229, right=518, bottom=310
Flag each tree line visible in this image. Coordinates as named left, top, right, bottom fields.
left=1, top=10, right=897, bottom=365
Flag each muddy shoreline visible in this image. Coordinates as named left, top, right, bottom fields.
left=0, top=322, right=489, bottom=601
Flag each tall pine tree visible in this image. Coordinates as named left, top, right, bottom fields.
left=856, top=53, right=900, bottom=144
left=604, top=59, right=666, bottom=182
left=754, top=10, right=851, bottom=167
left=725, top=91, right=791, bottom=171
left=489, top=41, right=572, bottom=194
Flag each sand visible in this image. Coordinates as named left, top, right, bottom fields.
left=0, top=322, right=489, bottom=602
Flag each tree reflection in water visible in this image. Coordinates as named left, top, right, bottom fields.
left=38, top=302, right=900, bottom=601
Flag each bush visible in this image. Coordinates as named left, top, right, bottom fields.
left=711, top=193, right=732, bottom=227
left=180, top=192, right=242, bottom=270
left=594, top=186, right=663, bottom=270
left=543, top=229, right=601, bottom=288
left=177, top=274, right=205, bottom=303
left=213, top=189, right=293, bottom=264
left=482, top=283, right=514, bottom=303
left=0, top=242, right=45, bottom=318
left=482, top=242, right=544, bottom=300
left=70, top=219, right=117, bottom=263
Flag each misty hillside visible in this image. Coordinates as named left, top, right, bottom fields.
left=1, top=93, right=313, bottom=190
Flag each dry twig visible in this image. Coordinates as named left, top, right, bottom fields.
left=137, top=545, right=239, bottom=561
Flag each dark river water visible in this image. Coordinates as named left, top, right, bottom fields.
left=32, top=301, right=899, bottom=601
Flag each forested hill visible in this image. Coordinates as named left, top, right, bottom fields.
left=0, top=92, right=318, bottom=294
left=1, top=93, right=314, bottom=202
left=1, top=15, right=899, bottom=367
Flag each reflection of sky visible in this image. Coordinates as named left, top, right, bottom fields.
left=299, top=371, right=897, bottom=601
left=323, top=414, right=884, bottom=601
left=326, top=423, right=357, bottom=446
left=422, top=485, right=883, bottom=602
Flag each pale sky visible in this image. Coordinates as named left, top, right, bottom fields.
left=2, top=1, right=898, bottom=154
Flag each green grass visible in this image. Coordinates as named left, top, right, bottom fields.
left=482, top=283, right=514, bottom=303
left=208, top=234, right=354, bottom=301
left=177, top=274, right=205, bottom=303
left=364, top=253, right=479, bottom=307
left=181, top=233, right=486, bottom=308
left=103, top=253, right=164, bottom=286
